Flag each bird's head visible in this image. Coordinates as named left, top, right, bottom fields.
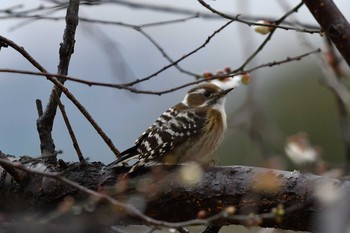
left=182, top=83, right=233, bottom=109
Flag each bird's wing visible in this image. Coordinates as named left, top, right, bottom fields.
left=109, top=104, right=207, bottom=173
left=131, top=106, right=207, bottom=171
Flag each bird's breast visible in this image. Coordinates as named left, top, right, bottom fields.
left=170, top=108, right=226, bottom=164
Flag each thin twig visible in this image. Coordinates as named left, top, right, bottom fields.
left=0, top=48, right=321, bottom=95
left=0, top=35, right=121, bottom=157
left=137, top=28, right=199, bottom=78
left=80, top=17, right=199, bottom=78
left=1, top=8, right=320, bottom=34
left=139, top=15, right=199, bottom=28
left=237, top=1, right=305, bottom=70
left=197, top=0, right=317, bottom=34
left=123, top=20, right=234, bottom=87
left=53, top=90, right=86, bottom=166
left=0, top=13, right=320, bottom=34
left=0, top=0, right=321, bottom=32
left=1, top=2, right=319, bottom=84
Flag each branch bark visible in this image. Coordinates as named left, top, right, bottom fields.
left=36, top=0, right=80, bottom=162
left=303, top=0, right=350, bottom=66
left=1, top=158, right=349, bottom=232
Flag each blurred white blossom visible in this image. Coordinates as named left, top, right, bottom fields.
left=210, top=73, right=250, bottom=90
left=285, top=132, right=321, bottom=165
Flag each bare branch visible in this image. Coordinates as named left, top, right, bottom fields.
left=303, top=0, right=350, bottom=67
left=123, top=20, right=234, bottom=87
left=53, top=90, right=86, bottom=166
left=0, top=11, right=320, bottom=34
left=136, top=28, right=198, bottom=78
left=0, top=35, right=121, bottom=157
left=35, top=0, right=80, bottom=163
left=237, top=1, right=305, bottom=70
left=197, top=0, right=318, bottom=34
left=139, top=15, right=199, bottom=28
left=0, top=48, right=321, bottom=95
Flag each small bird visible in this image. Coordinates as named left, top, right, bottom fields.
left=107, top=83, right=233, bottom=174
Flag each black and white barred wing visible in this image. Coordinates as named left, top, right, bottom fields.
left=109, top=105, right=206, bottom=173
left=132, top=106, right=206, bottom=169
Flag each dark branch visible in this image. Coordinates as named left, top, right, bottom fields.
left=303, top=0, right=350, bottom=66
left=1, top=157, right=348, bottom=232
left=36, top=0, right=80, bottom=163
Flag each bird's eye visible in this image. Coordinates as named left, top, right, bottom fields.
left=203, top=90, right=212, bottom=98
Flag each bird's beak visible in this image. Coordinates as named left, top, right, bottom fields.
left=210, top=88, right=233, bottom=104
left=221, top=88, right=234, bottom=96
left=216, top=88, right=233, bottom=99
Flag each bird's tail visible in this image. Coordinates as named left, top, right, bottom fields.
left=98, top=146, right=140, bottom=187
left=105, top=145, right=139, bottom=170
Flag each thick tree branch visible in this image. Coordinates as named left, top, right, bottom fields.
left=303, top=0, right=350, bottom=66
left=1, top=158, right=349, bottom=232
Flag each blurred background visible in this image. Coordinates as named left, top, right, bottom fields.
left=0, top=0, right=350, bottom=174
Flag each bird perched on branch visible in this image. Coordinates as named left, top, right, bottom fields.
left=106, top=83, right=234, bottom=174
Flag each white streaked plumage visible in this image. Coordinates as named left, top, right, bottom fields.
left=105, top=83, right=233, bottom=174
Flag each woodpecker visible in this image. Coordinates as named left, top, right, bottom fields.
left=106, top=83, right=233, bottom=174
